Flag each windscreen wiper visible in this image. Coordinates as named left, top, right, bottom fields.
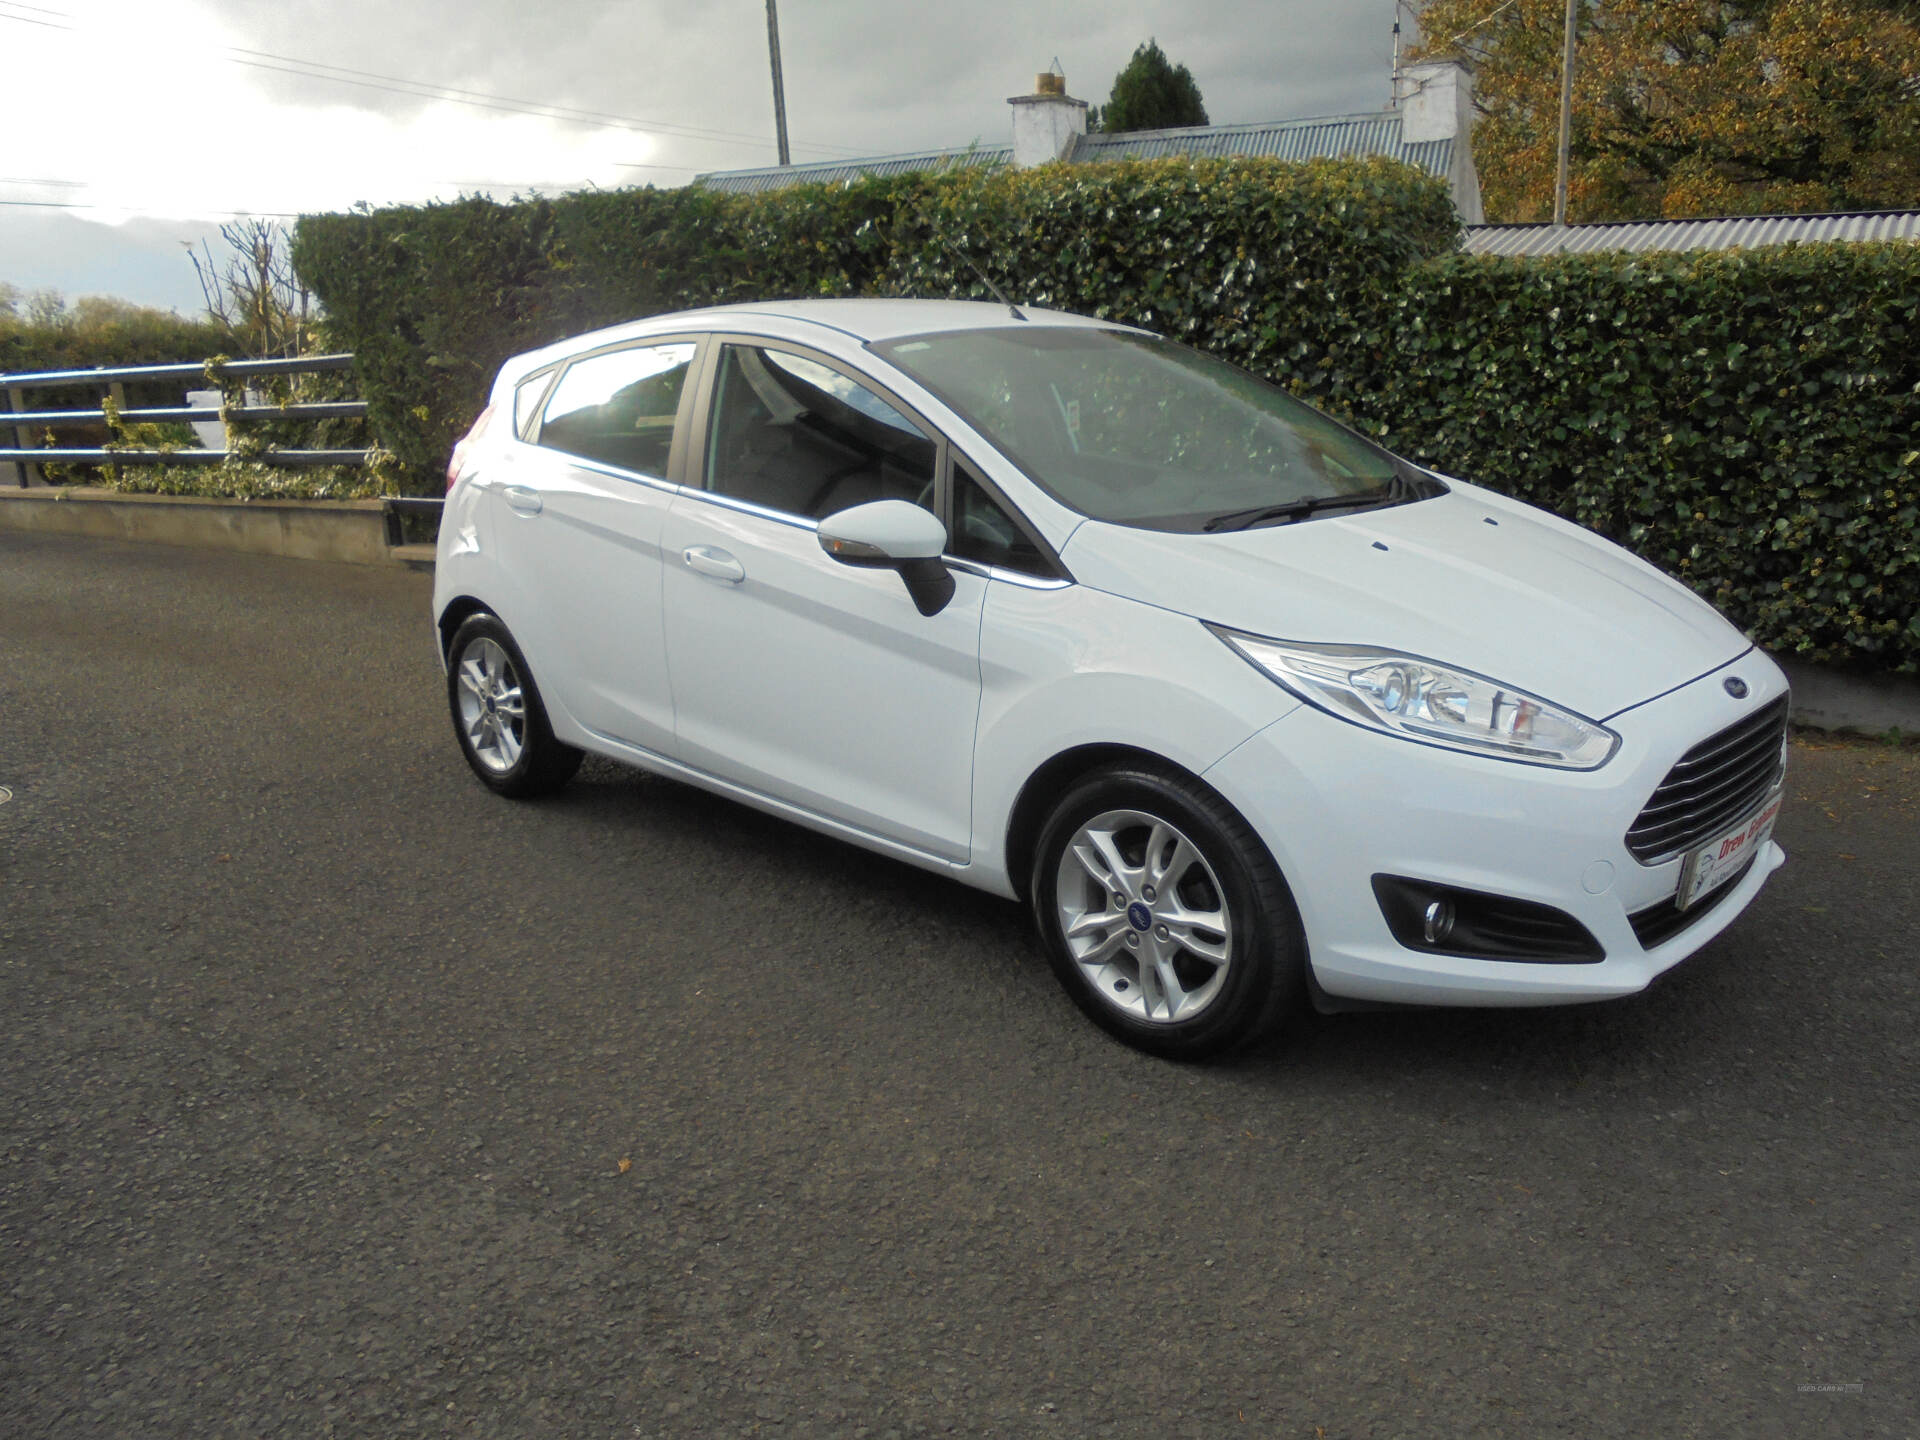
left=1201, top=485, right=1395, bottom=533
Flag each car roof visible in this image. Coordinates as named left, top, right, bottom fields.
left=500, top=298, right=1138, bottom=384
left=682, top=298, right=1127, bottom=343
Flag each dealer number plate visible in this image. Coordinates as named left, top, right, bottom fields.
left=1676, top=789, right=1783, bottom=910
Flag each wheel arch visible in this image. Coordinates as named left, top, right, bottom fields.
left=436, top=594, right=492, bottom=662
left=1004, top=743, right=1216, bottom=902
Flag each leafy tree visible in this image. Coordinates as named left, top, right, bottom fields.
left=1412, top=0, right=1920, bottom=221
left=1088, top=40, right=1210, bottom=133
left=0, top=289, right=229, bottom=374
left=24, top=287, right=67, bottom=330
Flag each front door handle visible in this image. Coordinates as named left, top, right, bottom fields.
left=502, top=484, right=543, bottom=515
left=683, top=545, right=746, bottom=584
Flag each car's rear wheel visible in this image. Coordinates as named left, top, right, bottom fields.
left=446, top=613, right=582, bottom=798
left=1031, top=765, right=1303, bottom=1059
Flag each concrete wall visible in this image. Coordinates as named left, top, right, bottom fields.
left=0, top=487, right=393, bottom=566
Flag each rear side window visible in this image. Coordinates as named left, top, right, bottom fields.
left=703, top=345, right=935, bottom=519
left=538, top=341, right=696, bottom=477
left=513, top=369, right=555, bottom=437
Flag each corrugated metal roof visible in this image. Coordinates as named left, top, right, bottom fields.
left=1070, top=112, right=1451, bottom=178
left=695, top=109, right=1452, bottom=193
left=695, top=146, right=1010, bottom=195
left=1464, top=210, right=1920, bottom=255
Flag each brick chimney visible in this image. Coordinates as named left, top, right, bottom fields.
left=1009, top=69, right=1087, bottom=167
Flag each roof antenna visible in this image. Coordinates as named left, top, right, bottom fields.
left=941, top=236, right=1027, bottom=321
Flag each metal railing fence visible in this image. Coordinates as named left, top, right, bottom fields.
left=3, top=353, right=371, bottom=484
left=2, top=353, right=445, bottom=547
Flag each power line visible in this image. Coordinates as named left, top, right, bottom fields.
left=0, top=170, right=693, bottom=214
left=222, top=53, right=755, bottom=153
left=0, top=198, right=305, bottom=216
left=1435, top=0, right=1520, bottom=53
left=0, top=8, right=72, bottom=29
left=223, top=44, right=862, bottom=157
left=0, top=176, right=691, bottom=215
left=0, top=6, right=859, bottom=160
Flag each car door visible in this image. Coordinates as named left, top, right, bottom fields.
left=659, top=338, right=984, bottom=863
left=492, top=335, right=704, bottom=755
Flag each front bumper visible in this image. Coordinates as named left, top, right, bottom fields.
left=1203, top=651, right=1789, bottom=1007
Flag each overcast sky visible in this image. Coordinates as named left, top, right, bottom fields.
left=0, top=0, right=1408, bottom=314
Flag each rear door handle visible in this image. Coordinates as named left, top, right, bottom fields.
left=503, top=484, right=543, bottom=515
left=683, top=545, right=745, bottom=583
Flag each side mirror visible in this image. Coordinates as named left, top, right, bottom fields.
left=818, top=500, right=955, bottom=616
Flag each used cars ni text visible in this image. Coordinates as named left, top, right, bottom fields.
left=434, top=299, right=1788, bottom=1058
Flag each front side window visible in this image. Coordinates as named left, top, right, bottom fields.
left=950, top=457, right=1057, bottom=578
left=876, top=328, right=1417, bottom=533
left=704, top=345, right=935, bottom=520
left=538, top=341, right=696, bottom=478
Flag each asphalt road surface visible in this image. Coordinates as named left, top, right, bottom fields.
left=3, top=531, right=1915, bottom=1439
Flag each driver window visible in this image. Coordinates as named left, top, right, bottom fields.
left=951, top=457, right=1057, bottom=578
left=704, top=345, right=935, bottom=519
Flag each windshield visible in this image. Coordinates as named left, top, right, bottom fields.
left=874, top=327, right=1417, bottom=532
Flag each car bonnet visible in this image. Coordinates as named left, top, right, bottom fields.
left=1058, top=482, right=1751, bottom=721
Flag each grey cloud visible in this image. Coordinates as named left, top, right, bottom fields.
left=203, top=0, right=1398, bottom=174
left=6, top=1, right=1401, bottom=307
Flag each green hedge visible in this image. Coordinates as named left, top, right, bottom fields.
left=291, top=197, right=563, bottom=491
left=1362, top=246, right=1920, bottom=672
left=886, top=158, right=1459, bottom=409
left=290, top=158, right=1455, bottom=490
left=292, top=160, right=1919, bottom=672
left=0, top=301, right=227, bottom=377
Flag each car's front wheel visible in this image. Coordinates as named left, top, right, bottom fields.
left=1031, top=765, right=1304, bottom=1059
left=446, top=613, right=582, bottom=798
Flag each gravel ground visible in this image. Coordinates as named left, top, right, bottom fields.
left=2, top=531, right=1914, bottom=1438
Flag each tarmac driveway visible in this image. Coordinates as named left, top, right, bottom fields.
left=2, top=531, right=1915, bottom=1438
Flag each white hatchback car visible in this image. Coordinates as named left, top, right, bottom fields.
left=435, top=299, right=1788, bottom=1057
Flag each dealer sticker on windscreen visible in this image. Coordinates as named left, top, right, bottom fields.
left=1676, top=789, right=1784, bottom=910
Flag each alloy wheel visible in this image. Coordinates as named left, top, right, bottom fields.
left=1053, top=808, right=1234, bottom=1024
left=454, top=636, right=527, bottom=774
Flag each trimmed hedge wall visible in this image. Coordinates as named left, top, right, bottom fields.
left=292, top=160, right=1920, bottom=672
left=291, top=158, right=1454, bottom=487
left=1359, top=245, right=1920, bottom=675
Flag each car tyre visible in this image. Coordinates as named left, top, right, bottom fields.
left=446, top=613, right=583, bottom=798
left=1031, top=765, right=1304, bottom=1059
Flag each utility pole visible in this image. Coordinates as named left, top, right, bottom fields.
left=765, top=0, right=791, bottom=168
left=1553, top=0, right=1577, bottom=226
left=1390, top=7, right=1402, bottom=105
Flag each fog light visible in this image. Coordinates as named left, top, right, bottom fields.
left=1371, top=875, right=1604, bottom=963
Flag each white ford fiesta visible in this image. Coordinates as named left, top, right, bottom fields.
left=434, top=299, right=1788, bottom=1057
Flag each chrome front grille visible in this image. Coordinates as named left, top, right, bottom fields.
left=1626, top=695, right=1790, bottom=865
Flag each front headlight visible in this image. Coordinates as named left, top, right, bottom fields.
left=1211, top=628, right=1619, bottom=770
